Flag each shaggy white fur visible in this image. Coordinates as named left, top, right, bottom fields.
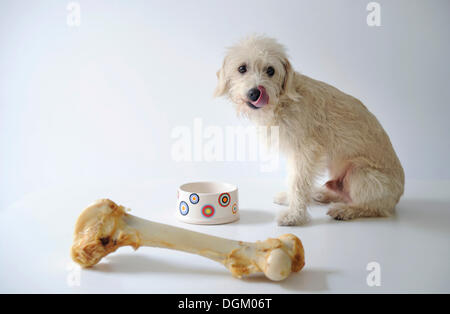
left=214, top=35, right=404, bottom=226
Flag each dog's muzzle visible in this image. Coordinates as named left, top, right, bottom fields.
left=247, top=86, right=269, bottom=109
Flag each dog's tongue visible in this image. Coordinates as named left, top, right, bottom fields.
left=251, top=86, right=269, bottom=108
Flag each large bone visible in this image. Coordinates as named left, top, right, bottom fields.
left=71, top=199, right=305, bottom=281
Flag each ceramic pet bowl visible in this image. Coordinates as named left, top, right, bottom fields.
left=176, top=181, right=239, bottom=224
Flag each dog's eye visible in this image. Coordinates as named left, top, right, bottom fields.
left=266, top=66, right=275, bottom=77
left=238, top=65, right=247, bottom=74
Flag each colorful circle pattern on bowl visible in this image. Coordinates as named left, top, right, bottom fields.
left=232, top=203, right=238, bottom=215
left=189, top=193, right=200, bottom=204
left=176, top=182, right=239, bottom=225
left=218, top=193, right=231, bottom=207
left=179, top=201, right=189, bottom=216
left=202, top=205, right=215, bottom=218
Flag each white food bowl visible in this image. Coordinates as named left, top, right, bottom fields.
left=176, top=181, right=239, bottom=224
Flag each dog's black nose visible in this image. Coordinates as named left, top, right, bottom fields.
left=247, top=88, right=261, bottom=102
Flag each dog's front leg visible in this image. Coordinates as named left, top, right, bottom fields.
left=277, top=151, right=318, bottom=226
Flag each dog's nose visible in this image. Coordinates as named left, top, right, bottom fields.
left=247, top=88, right=261, bottom=102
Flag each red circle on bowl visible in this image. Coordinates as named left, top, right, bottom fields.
left=218, top=193, right=231, bottom=207
left=202, top=205, right=215, bottom=218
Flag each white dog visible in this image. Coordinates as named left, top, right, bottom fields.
left=214, top=35, right=405, bottom=226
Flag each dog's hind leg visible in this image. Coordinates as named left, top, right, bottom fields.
left=326, top=165, right=402, bottom=221
left=312, top=186, right=344, bottom=204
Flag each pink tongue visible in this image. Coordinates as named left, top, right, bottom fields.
left=251, top=86, right=269, bottom=107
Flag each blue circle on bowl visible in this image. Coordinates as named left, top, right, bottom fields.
left=179, top=201, right=189, bottom=216
left=189, top=193, right=200, bottom=204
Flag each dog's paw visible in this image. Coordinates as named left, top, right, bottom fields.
left=327, top=205, right=354, bottom=221
left=273, top=191, right=289, bottom=206
left=312, top=188, right=332, bottom=204
left=277, top=208, right=310, bottom=226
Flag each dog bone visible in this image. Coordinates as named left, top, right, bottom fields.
left=71, top=199, right=305, bottom=281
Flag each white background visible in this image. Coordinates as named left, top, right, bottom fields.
left=1, top=0, right=449, bottom=293
left=1, top=0, right=450, bottom=209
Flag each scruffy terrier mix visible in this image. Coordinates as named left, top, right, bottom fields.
left=214, top=35, right=404, bottom=226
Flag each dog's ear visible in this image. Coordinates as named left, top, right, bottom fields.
left=214, top=57, right=229, bottom=97
left=282, top=58, right=298, bottom=100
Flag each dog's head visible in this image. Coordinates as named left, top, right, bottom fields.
left=214, top=35, right=296, bottom=119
